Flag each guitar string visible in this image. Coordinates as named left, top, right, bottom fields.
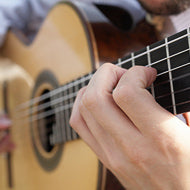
left=15, top=60, right=190, bottom=120
left=14, top=82, right=190, bottom=124
left=13, top=62, right=190, bottom=142
left=12, top=117, right=78, bottom=144
left=16, top=90, right=190, bottom=144
left=13, top=89, right=190, bottom=144
left=15, top=30, right=190, bottom=111
left=13, top=60, right=190, bottom=141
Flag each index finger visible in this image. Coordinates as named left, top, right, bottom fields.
left=113, top=66, right=187, bottom=136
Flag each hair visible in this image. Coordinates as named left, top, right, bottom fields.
left=139, top=0, right=190, bottom=15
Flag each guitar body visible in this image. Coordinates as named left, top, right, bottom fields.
left=0, top=1, right=159, bottom=190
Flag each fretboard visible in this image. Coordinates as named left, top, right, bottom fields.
left=33, top=28, right=190, bottom=145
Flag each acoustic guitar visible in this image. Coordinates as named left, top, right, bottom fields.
left=0, top=1, right=189, bottom=190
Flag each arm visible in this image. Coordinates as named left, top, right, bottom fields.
left=70, top=64, right=190, bottom=189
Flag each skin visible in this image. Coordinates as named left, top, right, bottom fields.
left=0, top=115, right=14, bottom=153
left=138, top=0, right=190, bottom=14
left=70, top=64, right=190, bottom=189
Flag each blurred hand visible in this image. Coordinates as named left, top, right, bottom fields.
left=0, top=115, right=14, bottom=153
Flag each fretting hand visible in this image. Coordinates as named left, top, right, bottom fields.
left=70, top=64, right=190, bottom=189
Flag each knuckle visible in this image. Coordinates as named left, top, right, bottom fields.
left=128, top=147, right=149, bottom=166
left=69, top=113, right=78, bottom=131
left=158, top=135, right=182, bottom=156
left=113, top=84, right=135, bottom=105
left=82, top=89, right=105, bottom=110
left=100, top=63, right=115, bottom=72
left=81, top=91, right=97, bottom=110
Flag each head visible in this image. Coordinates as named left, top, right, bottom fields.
left=138, top=0, right=190, bottom=14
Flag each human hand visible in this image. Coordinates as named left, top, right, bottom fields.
left=70, top=64, right=190, bottom=189
left=0, top=115, right=14, bottom=153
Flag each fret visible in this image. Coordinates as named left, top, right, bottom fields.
left=51, top=93, right=63, bottom=144
left=59, top=94, right=67, bottom=143
left=187, top=28, right=190, bottom=53
left=117, top=58, right=122, bottom=67
left=147, top=45, right=155, bottom=99
left=131, top=52, right=135, bottom=66
left=63, top=87, right=72, bottom=141
left=165, top=37, right=177, bottom=114
left=74, top=81, right=80, bottom=139
left=51, top=123, right=59, bottom=145
left=86, top=73, right=93, bottom=85
left=67, top=85, right=75, bottom=141
left=80, top=76, right=86, bottom=88
left=70, top=81, right=78, bottom=140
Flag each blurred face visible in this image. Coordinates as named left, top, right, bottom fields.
left=138, top=0, right=190, bottom=14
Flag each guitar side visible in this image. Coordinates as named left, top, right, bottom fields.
left=0, top=1, right=159, bottom=190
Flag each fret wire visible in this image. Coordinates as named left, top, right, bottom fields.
left=165, top=38, right=177, bottom=114
left=187, top=28, right=190, bottom=54
left=64, top=89, right=72, bottom=141
left=15, top=31, right=190, bottom=111
left=131, top=52, right=135, bottom=66
left=117, top=58, right=122, bottom=67
left=72, top=80, right=80, bottom=139
left=147, top=45, right=155, bottom=98
left=51, top=93, right=62, bottom=144
left=80, top=76, right=85, bottom=88
left=60, top=100, right=67, bottom=143
left=51, top=124, right=57, bottom=145
left=70, top=82, right=77, bottom=140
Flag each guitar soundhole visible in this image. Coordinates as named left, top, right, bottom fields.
left=38, top=89, right=55, bottom=153
left=30, top=70, right=63, bottom=171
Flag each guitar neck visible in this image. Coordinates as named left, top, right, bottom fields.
left=50, top=27, right=190, bottom=145
left=119, top=28, right=190, bottom=115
